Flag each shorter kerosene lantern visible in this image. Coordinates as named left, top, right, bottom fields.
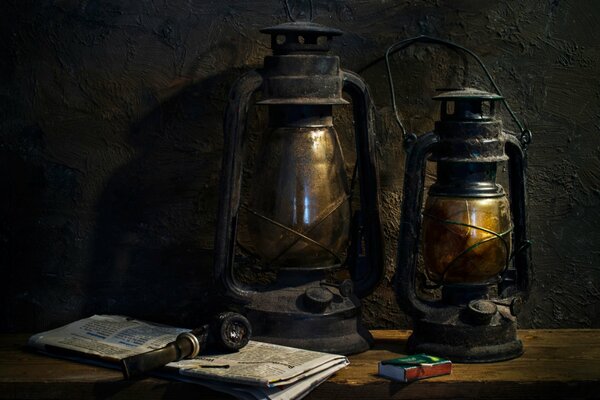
left=395, top=87, right=532, bottom=362
left=212, top=20, right=384, bottom=355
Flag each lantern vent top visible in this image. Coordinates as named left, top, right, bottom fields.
left=434, top=88, right=502, bottom=122
left=261, top=22, right=343, bottom=54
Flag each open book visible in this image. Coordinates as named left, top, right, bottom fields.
left=28, top=315, right=349, bottom=400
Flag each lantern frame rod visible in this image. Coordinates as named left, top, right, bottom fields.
left=239, top=196, right=347, bottom=267
left=383, top=35, right=532, bottom=149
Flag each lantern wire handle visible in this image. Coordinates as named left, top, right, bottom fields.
left=383, top=35, right=532, bottom=149
left=283, top=0, right=314, bottom=22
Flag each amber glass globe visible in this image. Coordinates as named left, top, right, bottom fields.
left=422, top=195, right=512, bottom=284
left=246, top=123, right=351, bottom=269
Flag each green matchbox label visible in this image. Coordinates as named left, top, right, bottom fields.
left=381, top=354, right=447, bottom=366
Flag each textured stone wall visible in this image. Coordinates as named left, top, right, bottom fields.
left=1, top=0, right=599, bottom=331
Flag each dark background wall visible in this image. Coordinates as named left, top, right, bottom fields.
left=1, top=0, right=599, bottom=332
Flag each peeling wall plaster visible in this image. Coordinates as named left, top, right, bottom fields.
left=1, top=0, right=599, bottom=331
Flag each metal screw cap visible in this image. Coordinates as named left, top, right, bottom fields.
left=303, top=287, right=334, bottom=313
left=467, top=299, right=498, bottom=325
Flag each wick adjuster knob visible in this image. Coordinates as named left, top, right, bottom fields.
left=320, top=279, right=354, bottom=297
left=509, top=297, right=523, bottom=316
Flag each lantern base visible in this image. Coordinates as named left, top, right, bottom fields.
left=247, top=305, right=371, bottom=355
left=408, top=306, right=523, bottom=363
left=242, top=274, right=372, bottom=355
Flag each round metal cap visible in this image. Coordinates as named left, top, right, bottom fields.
left=303, top=287, right=334, bottom=313
left=260, top=21, right=343, bottom=36
left=433, top=87, right=503, bottom=101
left=466, top=299, right=498, bottom=325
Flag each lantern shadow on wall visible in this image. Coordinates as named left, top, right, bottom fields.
left=86, top=67, right=247, bottom=327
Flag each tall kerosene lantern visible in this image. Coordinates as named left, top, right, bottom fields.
left=397, top=88, right=532, bottom=362
left=213, top=21, right=384, bottom=355
left=389, top=37, right=533, bottom=362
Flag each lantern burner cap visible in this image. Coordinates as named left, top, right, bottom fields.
left=433, top=87, right=503, bottom=101
left=260, top=21, right=343, bottom=36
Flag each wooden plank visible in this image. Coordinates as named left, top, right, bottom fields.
left=330, top=329, right=600, bottom=385
left=309, top=329, right=600, bottom=399
left=310, top=381, right=600, bottom=400
left=0, top=331, right=599, bottom=399
left=0, top=335, right=228, bottom=399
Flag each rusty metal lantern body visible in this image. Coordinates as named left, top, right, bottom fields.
left=396, top=88, right=532, bottom=362
left=213, top=22, right=384, bottom=355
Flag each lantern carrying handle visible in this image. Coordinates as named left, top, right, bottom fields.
left=213, top=70, right=264, bottom=303
left=395, top=131, right=447, bottom=318
left=501, top=133, right=533, bottom=300
left=383, top=35, right=532, bottom=149
left=341, top=70, right=385, bottom=298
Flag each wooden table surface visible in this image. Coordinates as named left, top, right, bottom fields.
left=1, top=330, right=599, bottom=399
